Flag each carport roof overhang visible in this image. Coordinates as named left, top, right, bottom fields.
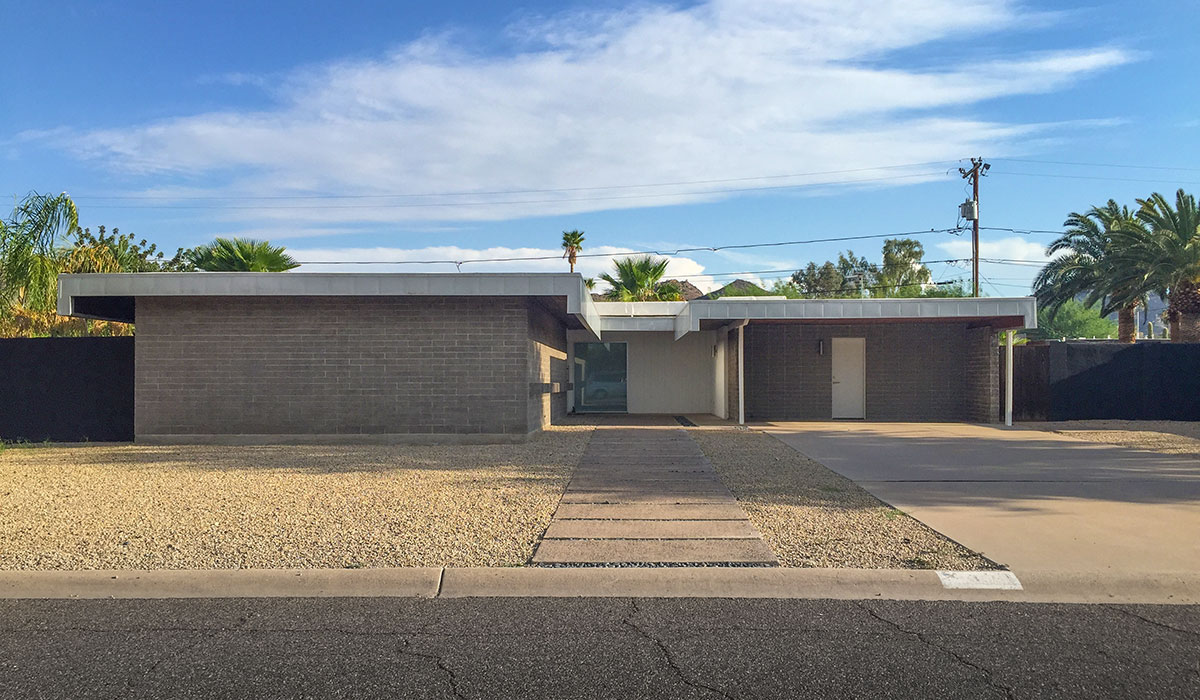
left=56, top=272, right=602, bottom=336
left=673, top=297, right=1036, bottom=339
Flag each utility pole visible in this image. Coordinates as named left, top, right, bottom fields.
left=958, top=157, right=990, bottom=297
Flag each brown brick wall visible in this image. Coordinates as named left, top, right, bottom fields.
left=527, top=302, right=569, bottom=430
left=134, top=296, right=534, bottom=437
left=743, top=322, right=997, bottom=422
left=965, top=327, right=1000, bottom=423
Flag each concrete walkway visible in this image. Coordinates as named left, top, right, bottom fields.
left=532, top=427, right=777, bottom=566
left=760, top=422, right=1200, bottom=574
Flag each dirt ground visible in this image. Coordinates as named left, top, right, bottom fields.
left=1018, top=420, right=1200, bottom=457
left=691, top=429, right=997, bottom=570
left=0, top=428, right=591, bottom=570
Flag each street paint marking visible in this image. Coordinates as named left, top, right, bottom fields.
left=936, top=570, right=1023, bottom=590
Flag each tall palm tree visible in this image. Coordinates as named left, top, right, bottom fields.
left=599, top=256, right=683, bottom=301
left=1109, top=189, right=1200, bottom=342
left=184, top=237, right=300, bottom=272
left=0, top=191, right=79, bottom=314
left=1033, top=201, right=1148, bottom=343
left=561, top=230, right=585, bottom=273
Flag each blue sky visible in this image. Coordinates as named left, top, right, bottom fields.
left=4, top=0, right=1199, bottom=293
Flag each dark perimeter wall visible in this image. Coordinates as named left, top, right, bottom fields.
left=1009, top=342, right=1200, bottom=421
left=0, top=337, right=134, bottom=441
left=742, top=322, right=998, bottom=422
left=135, top=296, right=569, bottom=438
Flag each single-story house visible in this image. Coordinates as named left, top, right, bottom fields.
left=57, top=272, right=1036, bottom=443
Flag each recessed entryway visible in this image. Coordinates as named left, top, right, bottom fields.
left=831, top=337, right=865, bottom=419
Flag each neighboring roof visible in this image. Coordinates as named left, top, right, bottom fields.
left=661, top=279, right=705, bottom=301
left=698, top=279, right=767, bottom=300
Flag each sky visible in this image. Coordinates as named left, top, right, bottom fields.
left=4, top=0, right=1199, bottom=294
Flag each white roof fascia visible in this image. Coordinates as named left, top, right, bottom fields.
left=600, top=316, right=676, bottom=333
left=56, top=272, right=601, bottom=335
left=676, top=297, right=1037, bottom=336
left=594, top=301, right=687, bottom=316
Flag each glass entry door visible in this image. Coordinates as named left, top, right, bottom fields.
left=574, top=342, right=628, bottom=412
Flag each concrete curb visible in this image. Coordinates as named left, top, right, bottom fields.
left=0, top=568, right=442, bottom=599
left=1, top=568, right=1196, bottom=605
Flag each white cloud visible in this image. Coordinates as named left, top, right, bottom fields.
left=46, top=0, right=1131, bottom=225
left=936, top=235, right=1052, bottom=262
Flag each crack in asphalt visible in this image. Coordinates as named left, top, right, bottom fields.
left=120, top=614, right=253, bottom=693
left=1112, top=606, right=1200, bottom=639
left=622, top=599, right=736, bottom=700
left=399, top=639, right=467, bottom=700
left=856, top=601, right=1017, bottom=700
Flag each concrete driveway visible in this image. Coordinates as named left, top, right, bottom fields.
left=758, top=422, right=1200, bottom=574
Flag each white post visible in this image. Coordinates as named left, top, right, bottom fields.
left=1004, top=329, right=1014, bottom=426
left=737, top=323, right=746, bottom=425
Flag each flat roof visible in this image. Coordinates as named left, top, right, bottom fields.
left=57, top=272, right=1036, bottom=337
left=57, top=272, right=601, bottom=334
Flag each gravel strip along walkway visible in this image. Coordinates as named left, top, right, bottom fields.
left=1017, top=420, right=1200, bottom=457
left=532, top=427, right=778, bottom=566
left=692, top=430, right=997, bottom=570
left=0, top=427, right=591, bottom=570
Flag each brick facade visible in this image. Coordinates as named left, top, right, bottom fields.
left=742, top=322, right=998, bottom=422
left=135, top=296, right=567, bottom=440
left=964, top=326, right=1000, bottom=423
left=527, top=302, right=569, bottom=430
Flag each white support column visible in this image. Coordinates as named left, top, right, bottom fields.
left=737, top=323, right=746, bottom=425
left=1005, top=329, right=1014, bottom=426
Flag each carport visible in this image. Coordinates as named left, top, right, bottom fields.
left=676, top=297, right=1036, bottom=425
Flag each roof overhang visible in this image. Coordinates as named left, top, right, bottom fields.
left=672, top=297, right=1037, bottom=339
left=57, top=272, right=601, bottom=336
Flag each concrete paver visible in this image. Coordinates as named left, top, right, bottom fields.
left=543, top=519, right=759, bottom=539
left=533, top=539, right=778, bottom=564
left=761, top=421, right=1200, bottom=574
left=533, top=427, right=777, bottom=566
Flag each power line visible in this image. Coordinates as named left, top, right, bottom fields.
left=70, top=161, right=961, bottom=201
left=293, top=227, right=964, bottom=265
left=78, top=171, right=953, bottom=210
left=991, top=171, right=1200, bottom=187
left=991, top=158, right=1200, bottom=173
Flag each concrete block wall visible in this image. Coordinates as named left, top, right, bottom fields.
left=743, top=322, right=996, bottom=422
left=134, top=296, right=540, bottom=439
left=965, top=326, right=1000, bottom=423
left=527, top=303, right=569, bottom=430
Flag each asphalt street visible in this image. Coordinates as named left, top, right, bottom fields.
left=1, top=597, right=1197, bottom=699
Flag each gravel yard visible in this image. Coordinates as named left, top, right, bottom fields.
left=0, top=427, right=591, bottom=570
left=1019, top=420, right=1200, bottom=457
left=691, top=430, right=996, bottom=570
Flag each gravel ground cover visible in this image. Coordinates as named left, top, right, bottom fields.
left=0, top=427, right=592, bottom=570
left=1019, top=420, right=1200, bottom=457
left=690, top=430, right=996, bottom=570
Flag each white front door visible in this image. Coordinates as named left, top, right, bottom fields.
left=831, top=337, right=866, bottom=419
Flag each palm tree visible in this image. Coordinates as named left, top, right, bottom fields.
left=0, top=191, right=79, bottom=314
left=1109, top=189, right=1200, bottom=342
left=599, top=256, right=683, bottom=301
left=184, top=237, right=300, bottom=272
left=1033, top=201, right=1148, bottom=343
left=561, top=230, right=585, bottom=273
